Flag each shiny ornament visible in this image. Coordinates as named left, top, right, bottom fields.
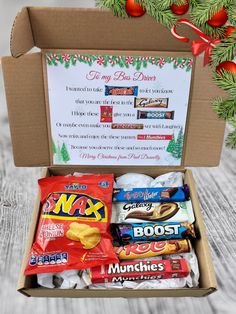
left=216, top=61, right=236, bottom=74
left=170, top=1, right=189, bottom=15
left=125, top=0, right=146, bottom=17
left=225, top=26, right=236, bottom=37
left=206, top=8, right=228, bottom=27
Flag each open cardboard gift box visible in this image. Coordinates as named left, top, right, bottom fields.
left=2, top=7, right=226, bottom=298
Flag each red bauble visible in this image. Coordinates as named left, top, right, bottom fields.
left=171, top=0, right=189, bottom=15
left=125, top=0, right=146, bottom=17
left=216, top=61, right=236, bottom=74
left=206, top=8, right=228, bottom=27
left=225, top=26, right=236, bottom=37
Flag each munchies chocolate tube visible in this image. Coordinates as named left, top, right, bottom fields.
left=90, top=259, right=189, bottom=283
left=137, top=110, right=175, bottom=120
left=115, top=239, right=191, bottom=260
left=111, top=222, right=196, bottom=244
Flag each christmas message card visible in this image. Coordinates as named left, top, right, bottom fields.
left=45, top=52, right=193, bottom=166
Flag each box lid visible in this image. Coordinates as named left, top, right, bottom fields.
left=2, top=7, right=226, bottom=167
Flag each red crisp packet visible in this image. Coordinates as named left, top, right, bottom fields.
left=24, top=174, right=118, bottom=275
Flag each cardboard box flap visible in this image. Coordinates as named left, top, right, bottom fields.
left=3, top=7, right=225, bottom=167
left=2, top=53, right=50, bottom=166
left=11, top=7, right=34, bottom=57
left=10, top=7, right=202, bottom=57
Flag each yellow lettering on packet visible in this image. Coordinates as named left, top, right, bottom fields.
left=53, top=194, right=77, bottom=214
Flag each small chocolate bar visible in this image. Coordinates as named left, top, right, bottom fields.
left=160, top=187, right=178, bottom=199
left=90, top=259, right=190, bottom=283
left=113, top=186, right=188, bottom=202
left=134, top=97, right=169, bottom=108
left=111, top=222, right=196, bottom=244
left=105, top=85, right=138, bottom=96
left=137, top=110, right=175, bottom=120
left=115, top=239, right=191, bottom=260
left=111, top=123, right=144, bottom=129
left=115, top=200, right=195, bottom=224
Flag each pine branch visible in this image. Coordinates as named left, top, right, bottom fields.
left=189, top=0, right=201, bottom=7
left=228, top=117, right=236, bottom=128
left=136, top=0, right=177, bottom=28
left=190, top=0, right=233, bottom=37
left=96, top=0, right=127, bottom=17
left=210, top=38, right=236, bottom=67
left=227, top=5, right=236, bottom=25
left=213, top=70, right=236, bottom=93
left=226, top=129, right=236, bottom=149
left=212, top=97, right=236, bottom=120
left=191, top=1, right=231, bottom=24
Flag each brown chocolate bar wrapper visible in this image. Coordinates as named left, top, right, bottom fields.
left=111, top=123, right=144, bottom=130
left=115, top=239, right=191, bottom=260
left=160, top=187, right=178, bottom=199
left=134, top=97, right=169, bottom=108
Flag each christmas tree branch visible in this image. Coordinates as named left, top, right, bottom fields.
left=190, top=0, right=232, bottom=38
left=213, top=97, right=236, bottom=120
left=213, top=70, right=236, bottom=96
left=210, top=37, right=236, bottom=67
left=226, top=129, right=236, bottom=149
left=96, top=0, right=127, bottom=17
left=136, top=0, right=177, bottom=28
left=227, top=5, right=236, bottom=25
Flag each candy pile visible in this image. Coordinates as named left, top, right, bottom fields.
left=25, top=172, right=199, bottom=289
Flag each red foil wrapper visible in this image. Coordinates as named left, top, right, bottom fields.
left=90, top=259, right=189, bottom=283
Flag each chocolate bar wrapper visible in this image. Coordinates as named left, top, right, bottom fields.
left=90, top=258, right=189, bottom=283
left=115, top=239, right=191, bottom=260
left=137, top=110, right=174, bottom=120
left=105, top=85, right=138, bottom=96
left=111, top=123, right=144, bottom=130
left=134, top=97, right=169, bottom=108
left=112, top=222, right=196, bottom=244
left=113, top=186, right=189, bottom=202
left=114, top=200, right=195, bottom=224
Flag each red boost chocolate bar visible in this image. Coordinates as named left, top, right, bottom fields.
left=91, top=259, right=189, bottom=283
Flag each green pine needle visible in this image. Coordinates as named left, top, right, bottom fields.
left=213, top=97, right=236, bottom=120
left=136, top=0, right=177, bottom=28
left=213, top=70, right=236, bottom=94
left=211, top=38, right=236, bottom=67
left=226, top=129, right=236, bottom=149
left=96, top=0, right=127, bottom=17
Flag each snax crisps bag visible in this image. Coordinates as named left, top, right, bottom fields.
left=25, top=174, right=118, bottom=275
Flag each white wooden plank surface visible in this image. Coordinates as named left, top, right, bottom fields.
left=0, top=1, right=236, bottom=313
